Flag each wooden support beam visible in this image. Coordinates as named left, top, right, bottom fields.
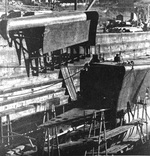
left=61, top=66, right=77, bottom=101
left=86, top=0, right=97, bottom=10
left=0, top=88, right=65, bottom=106
left=91, top=124, right=135, bottom=141
left=0, top=79, right=63, bottom=95
left=39, top=108, right=108, bottom=128
left=103, top=143, right=130, bottom=154
left=74, top=0, right=77, bottom=10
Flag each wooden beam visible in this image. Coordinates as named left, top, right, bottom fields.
left=61, top=66, right=77, bottom=101
left=39, top=108, right=108, bottom=128
left=0, top=79, right=63, bottom=95
left=86, top=0, right=97, bottom=10
left=91, top=124, right=135, bottom=141
left=0, top=88, right=65, bottom=106
left=74, top=0, right=77, bottom=10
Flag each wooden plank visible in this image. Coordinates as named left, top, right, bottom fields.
left=61, top=66, right=77, bottom=101
left=106, top=125, right=134, bottom=139
left=101, top=143, right=130, bottom=154
left=124, top=136, right=140, bottom=143
left=86, top=0, right=97, bottom=10
left=0, top=79, right=63, bottom=95
left=0, top=98, right=60, bottom=125
left=1, top=97, right=59, bottom=117
left=126, top=118, right=147, bottom=125
left=0, top=88, right=65, bottom=106
left=91, top=119, right=146, bottom=142
left=39, top=108, right=108, bottom=128
left=0, top=109, right=16, bottom=117
left=101, top=133, right=143, bottom=154
left=92, top=124, right=135, bottom=141
left=105, top=125, right=134, bottom=140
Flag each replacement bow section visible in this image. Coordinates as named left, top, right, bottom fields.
left=0, top=11, right=98, bottom=76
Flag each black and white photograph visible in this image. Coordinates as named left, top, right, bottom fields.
left=0, top=0, right=150, bottom=155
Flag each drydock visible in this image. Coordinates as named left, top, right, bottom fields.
left=0, top=7, right=150, bottom=156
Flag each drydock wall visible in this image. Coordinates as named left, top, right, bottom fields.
left=0, top=31, right=150, bottom=123
left=0, top=38, right=80, bottom=125
left=96, top=31, right=150, bottom=60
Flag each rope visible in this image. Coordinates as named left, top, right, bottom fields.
left=0, top=66, right=85, bottom=98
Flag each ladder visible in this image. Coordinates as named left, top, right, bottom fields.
left=60, top=65, right=77, bottom=101
left=0, top=110, right=13, bottom=145
left=127, top=87, right=150, bottom=143
left=43, top=104, right=61, bottom=156
left=0, top=109, right=36, bottom=147
left=134, top=95, right=150, bottom=141
left=84, top=109, right=108, bottom=156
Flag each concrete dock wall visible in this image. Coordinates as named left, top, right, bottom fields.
left=0, top=38, right=72, bottom=124
left=0, top=31, right=150, bottom=125
left=96, top=31, right=150, bottom=60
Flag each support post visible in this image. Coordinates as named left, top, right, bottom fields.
left=74, top=0, right=77, bottom=10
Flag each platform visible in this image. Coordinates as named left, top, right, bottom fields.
left=39, top=108, right=108, bottom=128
